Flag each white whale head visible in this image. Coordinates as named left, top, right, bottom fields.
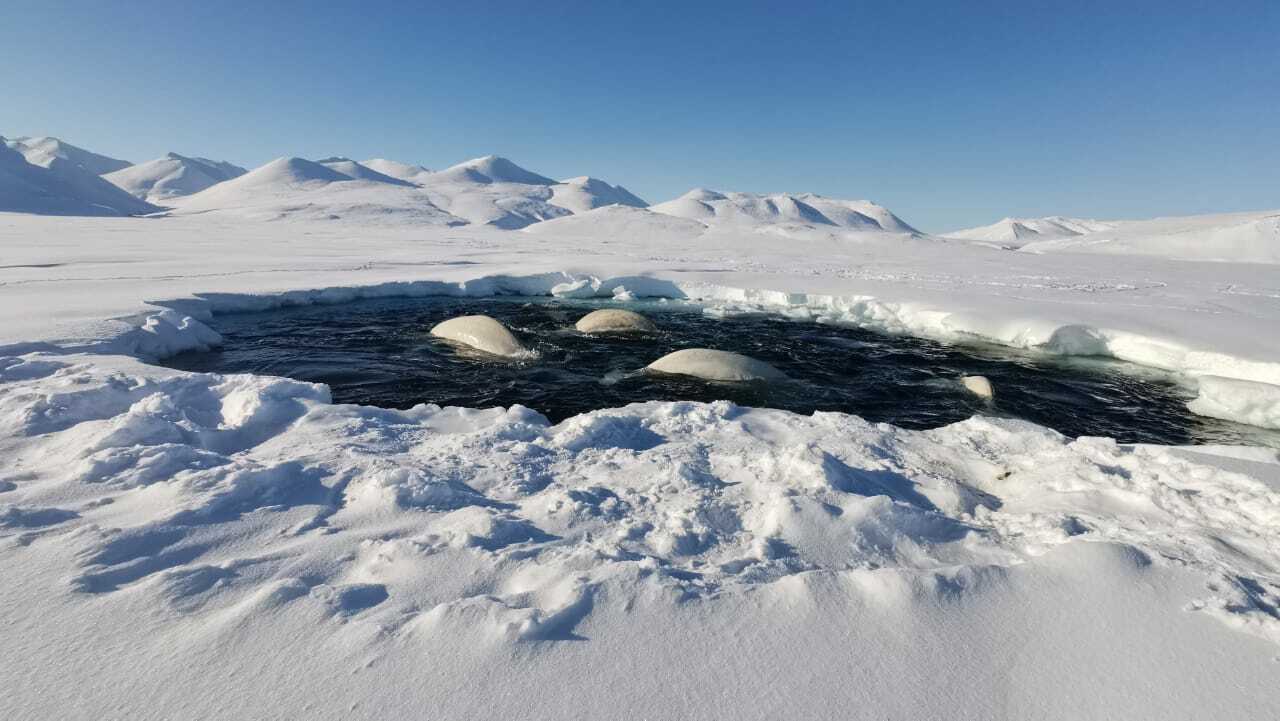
left=575, top=308, right=657, bottom=334
left=646, top=348, right=787, bottom=382
left=430, top=315, right=532, bottom=358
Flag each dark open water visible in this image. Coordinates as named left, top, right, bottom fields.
left=162, top=296, right=1280, bottom=448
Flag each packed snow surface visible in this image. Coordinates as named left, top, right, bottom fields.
left=3, top=137, right=1280, bottom=719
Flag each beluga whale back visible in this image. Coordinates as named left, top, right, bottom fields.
left=647, top=348, right=786, bottom=382
left=430, top=315, right=532, bottom=358
left=575, top=308, right=657, bottom=333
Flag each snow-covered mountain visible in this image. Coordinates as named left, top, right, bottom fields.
left=406, top=155, right=652, bottom=229
left=103, top=153, right=247, bottom=202
left=163, top=153, right=648, bottom=229
left=317, top=157, right=415, bottom=187
left=548, top=176, right=647, bottom=214
left=411, top=155, right=569, bottom=229
left=649, top=189, right=917, bottom=233
left=523, top=204, right=705, bottom=240
left=1017, top=209, right=1280, bottom=263
left=0, top=136, right=159, bottom=216
left=945, top=216, right=1118, bottom=247
left=359, top=158, right=432, bottom=183
left=5, top=135, right=132, bottom=175
left=168, top=156, right=463, bottom=225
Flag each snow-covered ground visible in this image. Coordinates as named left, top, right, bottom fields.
left=3, top=144, right=1280, bottom=719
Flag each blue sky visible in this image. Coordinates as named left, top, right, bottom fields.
left=2, top=0, right=1277, bottom=231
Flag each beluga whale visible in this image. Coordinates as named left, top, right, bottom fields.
left=575, top=308, right=657, bottom=334
left=430, top=315, right=532, bottom=358
left=646, top=348, right=787, bottom=382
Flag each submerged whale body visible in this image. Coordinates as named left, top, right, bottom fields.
left=646, top=348, right=786, bottom=382
left=430, top=315, right=530, bottom=357
left=575, top=308, right=657, bottom=333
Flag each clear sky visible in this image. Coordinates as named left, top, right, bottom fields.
left=2, top=0, right=1277, bottom=231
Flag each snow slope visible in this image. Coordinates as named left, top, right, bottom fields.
left=946, top=216, right=1118, bottom=248
left=0, top=137, right=159, bottom=216
left=5, top=135, right=132, bottom=175
left=651, top=188, right=917, bottom=233
left=103, top=153, right=247, bottom=202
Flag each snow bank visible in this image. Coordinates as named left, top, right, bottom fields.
left=2, top=348, right=1279, bottom=717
